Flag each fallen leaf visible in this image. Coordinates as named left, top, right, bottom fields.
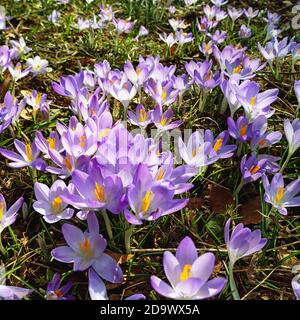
left=206, top=184, right=234, bottom=214
left=186, top=197, right=204, bottom=209
left=239, top=196, right=262, bottom=225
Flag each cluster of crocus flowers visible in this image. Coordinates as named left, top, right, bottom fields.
left=151, top=237, right=227, bottom=299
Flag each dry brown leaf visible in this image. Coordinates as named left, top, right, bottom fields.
left=206, top=184, right=234, bottom=214
left=186, top=197, right=204, bottom=209
left=239, top=196, right=262, bottom=225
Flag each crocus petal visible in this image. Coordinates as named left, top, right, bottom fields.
left=88, top=268, right=108, bottom=300
left=51, top=246, right=77, bottom=263
left=92, top=253, right=123, bottom=283
left=150, top=275, right=177, bottom=299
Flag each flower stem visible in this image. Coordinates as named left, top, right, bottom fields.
left=0, top=237, right=6, bottom=256
left=280, top=152, right=293, bottom=173
left=228, top=261, right=240, bottom=300
left=101, top=209, right=114, bottom=244
left=124, top=222, right=134, bottom=254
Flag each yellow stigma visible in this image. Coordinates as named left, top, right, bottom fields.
left=139, top=108, right=147, bottom=122
left=161, top=88, right=167, bottom=100
left=213, top=138, right=223, bottom=152
left=79, top=238, right=92, bottom=258
left=297, top=48, right=300, bottom=54
left=249, top=165, right=260, bottom=175
left=275, top=186, right=285, bottom=204
left=63, top=155, right=73, bottom=172
left=160, top=115, right=168, bottom=126
left=95, top=183, right=105, bottom=202
left=35, top=92, right=42, bottom=105
left=204, top=71, right=213, bottom=82
left=0, top=202, right=4, bottom=221
left=141, top=191, right=153, bottom=212
left=80, top=135, right=86, bottom=148
left=258, top=139, right=266, bottom=147
left=180, top=264, right=193, bottom=281
left=136, top=67, right=141, bottom=76
left=249, top=97, right=256, bottom=107
left=204, top=43, right=211, bottom=52
left=25, top=144, right=33, bottom=161
left=239, top=124, right=247, bottom=136
left=47, top=138, right=56, bottom=149
left=51, top=197, right=62, bottom=213
left=16, top=64, right=22, bottom=71
left=156, top=168, right=165, bottom=181
left=98, top=128, right=110, bottom=139
left=233, top=65, right=243, bottom=74
left=192, top=146, right=201, bottom=158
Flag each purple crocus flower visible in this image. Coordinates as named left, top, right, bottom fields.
left=35, top=130, right=63, bottom=159
left=124, top=164, right=188, bottom=225
left=224, top=219, right=267, bottom=266
left=292, top=274, right=300, bottom=300
left=152, top=105, right=183, bottom=132
left=262, top=173, right=300, bottom=216
left=62, top=160, right=126, bottom=214
left=51, top=212, right=123, bottom=282
left=284, top=119, right=300, bottom=156
left=0, top=140, right=46, bottom=170
left=211, top=0, right=228, bottom=7
left=0, top=285, right=31, bottom=300
left=33, top=180, right=74, bottom=223
left=46, top=273, right=74, bottom=300
left=175, top=30, right=193, bottom=45
left=239, top=25, right=251, bottom=38
left=8, top=62, right=30, bottom=82
left=168, top=19, right=186, bottom=31
left=113, top=18, right=134, bottom=34
left=128, top=104, right=152, bottom=129
left=46, top=151, right=89, bottom=178
left=26, top=56, right=48, bottom=76
left=52, top=73, right=84, bottom=101
left=199, top=41, right=213, bottom=57
left=151, top=236, right=227, bottom=300
left=109, top=76, right=137, bottom=109
left=227, top=116, right=249, bottom=141
left=48, top=10, right=61, bottom=25
left=205, top=130, right=237, bottom=162
left=0, top=45, right=12, bottom=71
left=124, top=60, right=149, bottom=87
left=0, top=91, right=18, bottom=134
left=228, top=7, right=243, bottom=22
left=196, top=16, right=218, bottom=33
left=0, top=193, right=23, bottom=235
left=236, top=81, right=278, bottom=121
left=207, top=30, right=227, bottom=45
left=144, top=79, right=179, bottom=106
left=249, top=115, right=282, bottom=150
left=244, top=7, right=259, bottom=20
left=193, top=60, right=220, bottom=91
left=88, top=269, right=145, bottom=300
left=99, top=5, right=114, bottom=21
left=240, top=155, right=267, bottom=183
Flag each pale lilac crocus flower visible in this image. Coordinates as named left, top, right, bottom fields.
left=113, top=18, right=134, bottom=34
left=176, top=30, right=193, bottom=46
left=244, top=7, right=259, bottom=20
left=228, top=7, right=243, bottom=22
left=0, top=91, right=18, bottom=134
left=48, top=10, right=61, bottom=25
left=151, top=236, right=227, bottom=300
left=128, top=104, right=152, bottom=129
left=0, top=285, right=31, bottom=300
left=224, top=219, right=267, bottom=299
left=33, top=180, right=74, bottom=223
left=239, top=25, right=251, bottom=38
left=262, top=173, right=300, bottom=216
left=0, top=140, right=46, bottom=170
left=227, top=116, right=249, bottom=142
left=284, top=118, right=300, bottom=157
left=51, top=212, right=123, bottom=283
left=8, top=63, right=30, bottom=82
left=152, top=105, right=183, bottom=132
left=9, top=37, right=31, bottom=59
left=159, top=32, right=177, bottom=48
left=0, top=45, right=12, bottom=72
left=207, top=30, right=227, bottom=44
